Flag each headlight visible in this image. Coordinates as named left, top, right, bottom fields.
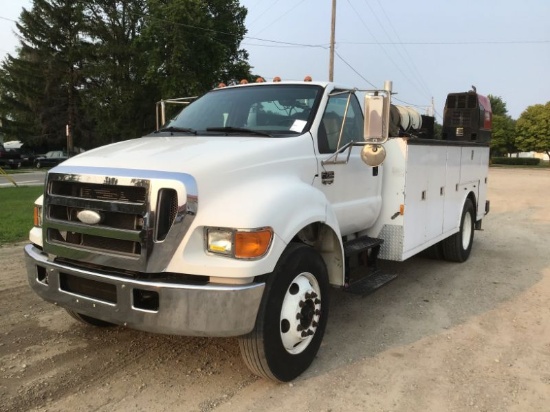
left=206, top=228, right=233, bottom=256
left=206, top=227, right=273, bottom=259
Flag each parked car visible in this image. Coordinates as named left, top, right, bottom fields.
left=34, top=151, right=68, bottom=168
left=16, top=149, right=37, bottom=167
left=4, top=148, right=36, bottom=168
left=0, top=144, right=22, bottom=169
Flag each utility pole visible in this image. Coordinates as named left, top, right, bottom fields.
left=329, top=0, right=336, bottom=81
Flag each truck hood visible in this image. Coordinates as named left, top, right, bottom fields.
left=58, top=134, right=316, bottom=178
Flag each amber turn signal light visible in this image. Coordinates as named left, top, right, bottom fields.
left=235, top=228, right=273, bottom=259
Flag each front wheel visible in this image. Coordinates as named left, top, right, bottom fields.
left=442, top=198, right=475, bottom=262
left=238, top=243, right=330, bottom=382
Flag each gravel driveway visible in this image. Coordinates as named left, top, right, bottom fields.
left=1, top=167, right=549, bottom=412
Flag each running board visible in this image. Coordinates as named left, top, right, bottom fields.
left=343, top=236, right=383, bottom=256
left=344, top=270, right=398, bottom=296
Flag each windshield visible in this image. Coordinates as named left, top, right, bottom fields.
left=164, top=84, right=323, bottom=137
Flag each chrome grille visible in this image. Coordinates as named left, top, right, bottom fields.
left=51, top=180, right=147, bottom=202
left=42, top=167, right=198, bottom=273
left=45, top=178, right=148, bottom=265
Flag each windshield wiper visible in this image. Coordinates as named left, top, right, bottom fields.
left=157, top=126, right=197, bottom=135
left=206, top=127, right=272, bottom=137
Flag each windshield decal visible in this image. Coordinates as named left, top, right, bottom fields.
left=290, top=119, right=307, bottom=133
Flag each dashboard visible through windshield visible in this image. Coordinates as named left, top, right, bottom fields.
left=164, top=84, right=323, bottom=137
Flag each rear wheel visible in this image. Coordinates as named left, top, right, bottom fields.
left=239, top=243, right=330, bottom=382
left=421, top=241, right=444, bottom=260
left=442, top=198, right=475, bottom=262
left=65, top=309, right=116, bottom=327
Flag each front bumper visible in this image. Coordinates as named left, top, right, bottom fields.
left=24, top=244, right=265, bottom=337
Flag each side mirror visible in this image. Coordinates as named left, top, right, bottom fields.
left=363, top=80, right=392, bottom=145
left=364, top=94, right=390, bottom=144
left=362, top=95, right=389, bottom=167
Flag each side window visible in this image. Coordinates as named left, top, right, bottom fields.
left=318, top=92, right=364, bottom=153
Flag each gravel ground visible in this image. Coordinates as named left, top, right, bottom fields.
left=1, top=167, right=549, bottom=412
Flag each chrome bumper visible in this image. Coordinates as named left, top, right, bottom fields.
left=24, top=244, right=265, bottom=337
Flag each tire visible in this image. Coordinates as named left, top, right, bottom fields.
left=442, top=198, right=475, bottom=262
left=421, top=241, right=444, bottom=260
left=65, top=309, right=116, bottom=327
left=238, top=243, right=330, bottom=382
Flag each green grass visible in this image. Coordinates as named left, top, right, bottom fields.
left=0, top=186, right=44, bottom=245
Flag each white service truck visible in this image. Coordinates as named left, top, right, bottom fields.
left=25, top=80, right=491, bottom=381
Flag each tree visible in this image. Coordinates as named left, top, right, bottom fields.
left=488, top=94, right=508, bottom=117
left=491, top=114, right=516, bottom=156
left=0, top=0, right=253, bottom=151
left=82, top=0, right=154, bottom=146
left=0, top=0, right=88, bottom=153
left=515, top=102, right=550, bottom=160
left=142, top=0, right=251, bottom=98
left=488, top=95, right=517, bottom=157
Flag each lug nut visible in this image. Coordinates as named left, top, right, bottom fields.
left=307, top=329, right=314, bottom=336
left=312, top=321, right=318, bottom=327
left=301, top=331, right=308, bottom=338
left=314, top=298, right=321, bottom=304
left=315, top=309, right=321, bottom=316
left=296, top=313, right=303, bottom=320
left=311, top=292, right=318, bottom=298
left=299, top=300, right=305, bottom=307
left=297, top=325, right=303, bottom=331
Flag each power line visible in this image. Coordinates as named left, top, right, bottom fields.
left=334, top=50, right=377, bottom=88
left=252, top=0, right=308, bottom=36
left=242, top=42, right=329, bottom=49
left=0, top=16, right=16, bottom=23
left=338, top=40, right=550, bottom=45
left=1, top=12, right=547, bottom=49
left=247, top=0, right=282, bottom=29
left=372, top=0, right=433, bottom=98
left=343, top=0, right=429, bottom=99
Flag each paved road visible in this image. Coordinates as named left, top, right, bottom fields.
left=0, top=170, right=46, bottom=187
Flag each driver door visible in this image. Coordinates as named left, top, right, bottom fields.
left=313, top=91, right=382, bottom=236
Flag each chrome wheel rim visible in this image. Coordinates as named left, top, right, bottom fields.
left=279, top=272, right=322, bottom=355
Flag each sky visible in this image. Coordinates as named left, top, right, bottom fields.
left=1, top=0, right=549, bottom=121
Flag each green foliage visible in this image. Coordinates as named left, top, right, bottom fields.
left=488, top=94, right=508, bottom=117
left=0, top=186, right=44, bottom=244
left=433, top=121, right=442, bottom=139
left=491, top=114, right=517, bottom=156
left=142, top=0, right=250, bottom=98
left=0, top=0, right=252, bottom=150
left=491, top=157, right=540, bottom=166
left=487, top=94, right=517, bottom=157
left=0, top=0, right=88, bottom=152
left=82, top=0, right=154, bottom=146
left=515, top=102, right=550, bottom=160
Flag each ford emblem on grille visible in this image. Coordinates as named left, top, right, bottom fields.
left=76, top=210, right=103, bottom=225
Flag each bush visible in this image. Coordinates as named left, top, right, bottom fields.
left=491, top=157, right=541, bottom=166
